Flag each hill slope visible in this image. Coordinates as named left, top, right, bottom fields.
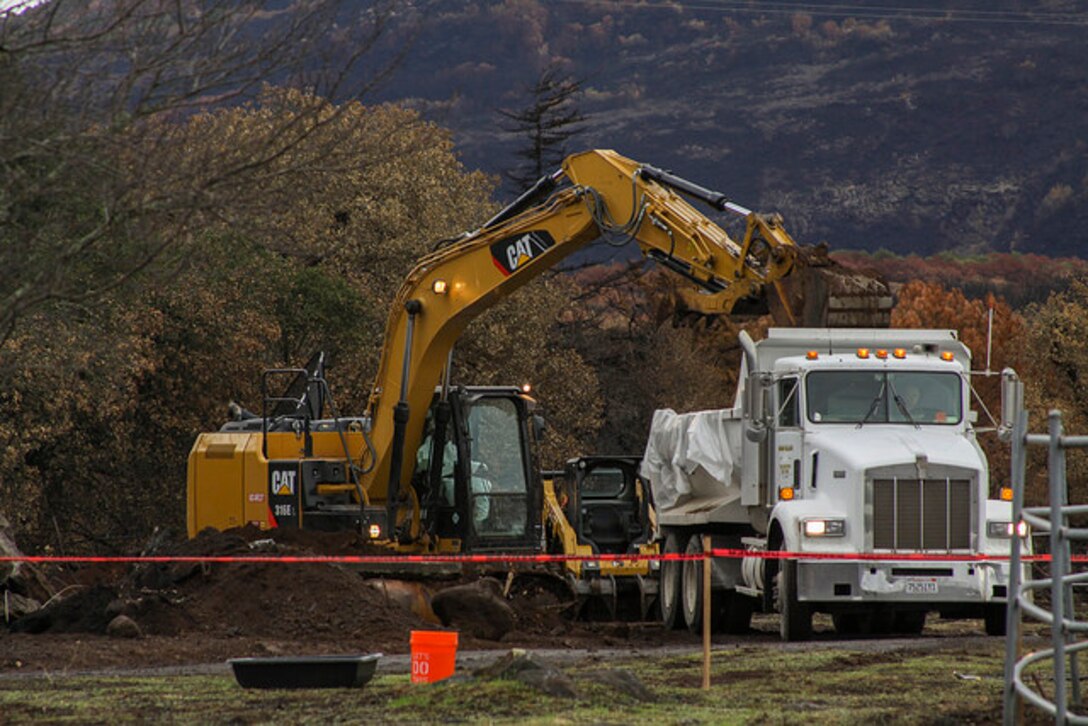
left=371, top=1, right=1088, bottom=257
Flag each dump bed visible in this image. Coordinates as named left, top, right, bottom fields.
left=639, top=407, right=748, bottom=526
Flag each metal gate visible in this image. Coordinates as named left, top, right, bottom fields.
left=1004, top=371, right=1088, bottom=724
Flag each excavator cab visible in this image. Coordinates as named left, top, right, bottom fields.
left=412, top=386, right=542, bottom=552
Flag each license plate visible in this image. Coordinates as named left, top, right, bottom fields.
left=905, top=580, right=938, bottom=595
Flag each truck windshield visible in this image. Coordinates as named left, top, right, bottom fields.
left=806, top=371, right=962, bottom=425
left=466, top=397, right=528, bottom=537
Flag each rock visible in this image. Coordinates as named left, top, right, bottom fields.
left=0, top=512, right=54, bottom=602
left=9, top=584, right=116, bottom=634
left=586, top=669, right=653, bottom=701
left=1, top=591, right=41, bottom=623
left=431, top=578, right=515, bottom=641
left=518, top=668, right=579, bottom=698
left=474, top=650, right=578, bottom=698
left=107, top=614, right=143, bottom=639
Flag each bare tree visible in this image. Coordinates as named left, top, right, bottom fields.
left=498, top=63, right=587, bottom=193
left=0, top=0, right=406, bottom=346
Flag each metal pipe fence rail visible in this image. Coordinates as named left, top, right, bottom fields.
left=1004, top=401, right=1088, bottom=725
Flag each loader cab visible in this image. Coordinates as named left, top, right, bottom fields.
left=412, top=386, right=542, bottom=553
left=561, top=456, right=652, bottom=556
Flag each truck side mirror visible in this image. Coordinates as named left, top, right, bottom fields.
left=998, top=368, right=1022, bottom=443
left=744, top=373, right=770, bottom=442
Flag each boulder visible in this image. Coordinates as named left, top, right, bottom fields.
left=474, top=649, right=578, bottom=698
left=431, top=578, right=515, bottom=641
left=2, top=591, right=42, bottom=624
left=107, top=614, right=143, bottom=639
left=585, top=669, right=653, bottom=701
left=0, top=512, right=54, bottom=607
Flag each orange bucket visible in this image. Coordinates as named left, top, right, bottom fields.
left=410, top=630, right=458, bottom=684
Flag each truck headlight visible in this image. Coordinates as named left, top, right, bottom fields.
left=583, top=560, right=599, bottom=571
left=987, top=520, right=1029, bottom=539
left=803, top=519, right=845, bottom=537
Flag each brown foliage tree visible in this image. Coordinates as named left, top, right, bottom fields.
left=0, top=86, right=608, bottom=552
left=891, top=280, right=1029, bottom=497
left=1018, top=279, right=1088, bottom=505
left=0, top=0, right=400, bottom=346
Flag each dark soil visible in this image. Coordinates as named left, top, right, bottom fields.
left=0, top=526, right=689, bottom=675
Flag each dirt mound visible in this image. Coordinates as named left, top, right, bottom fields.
left=9, top=527, right=431, bottom=652
left=6, top=526, right=669, bottom=658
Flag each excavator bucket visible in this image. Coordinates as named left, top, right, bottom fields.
left=672, top=244, right=893, bottom=329
left=769, top=244, right=893, bottom=328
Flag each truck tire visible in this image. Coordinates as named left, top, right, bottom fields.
left=681, top=535, right=704, bottom=633
left=893, top=610, right=926, bottom=635
left=832, top=611, right=865, bottom=636
left=776, top=558, right=812, bottom=642
left=660, top=532, right=687, bottom=631
left=984, top=604, right=1007, bottom=636
left=719, top=592, right=754, bottom=634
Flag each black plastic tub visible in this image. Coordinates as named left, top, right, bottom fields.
left=228, top=653, right=382, bottom=689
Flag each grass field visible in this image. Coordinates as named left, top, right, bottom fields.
left=0, top=638, right=1019, bottom=725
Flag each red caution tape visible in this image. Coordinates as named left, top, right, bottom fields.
left=0, top=550, right=1069, bottom=565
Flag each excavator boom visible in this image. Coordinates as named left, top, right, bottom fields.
left=363, top=150, right=802, bottom=517
left=188, top=149, right=887, bottom=550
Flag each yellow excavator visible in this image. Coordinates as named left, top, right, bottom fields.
left=187, top=150, right=889, bottom=573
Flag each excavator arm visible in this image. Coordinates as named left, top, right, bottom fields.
left=362, top=150, right=802, bottom=523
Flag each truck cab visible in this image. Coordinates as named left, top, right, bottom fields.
left=645, top=328, right=1024, bottom=640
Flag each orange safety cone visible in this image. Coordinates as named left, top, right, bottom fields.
left=410, top=630, right=458, bottom=684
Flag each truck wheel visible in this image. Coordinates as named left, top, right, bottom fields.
left=893, top=611, right=926, bottom=635
left=719, top=592, right=754, bottom=634
left=660, top=532, right=687, bottom=631
left=984, top=604, right=1007, bottom=636
left=867, top=610, right=894, bottom=635
left=776, top=558, right=812, bottom=642
left=832, top=612, right=865, bottom=636
left=682, top=535, right=704, bottom=633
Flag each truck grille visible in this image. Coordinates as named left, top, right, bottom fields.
left=872, top=478, right=972, bottom=550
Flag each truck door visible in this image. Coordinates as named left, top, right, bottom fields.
left=774, top=376, right=805, bottom=500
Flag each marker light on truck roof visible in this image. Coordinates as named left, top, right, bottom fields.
left=940, top=351, right=955, bottom=362
left=875, top=349, right=888, bottom=359
left=893, top=348, right=907, bottom=359
left=779, top=487, right=795, bottom=501
left=856, top=348, right=870, bottom=359
left=806, top=350, right=819, bottom=360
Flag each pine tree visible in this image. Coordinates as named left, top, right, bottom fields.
left=498, top=65, right=587, bottom=193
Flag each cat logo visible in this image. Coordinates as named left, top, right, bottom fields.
left=271, top=469, right=296, bottom=496
left=489, top=230, right=556, bottom=277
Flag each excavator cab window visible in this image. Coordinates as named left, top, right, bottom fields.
left=463, top=395, right=530, bottom=540
left=413, top=408, right=465, bottom=540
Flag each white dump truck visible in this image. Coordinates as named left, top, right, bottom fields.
left=642, top=328, right=1023, bottom=641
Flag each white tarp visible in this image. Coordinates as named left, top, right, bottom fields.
left=639, top=408, right=736, bottom=510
